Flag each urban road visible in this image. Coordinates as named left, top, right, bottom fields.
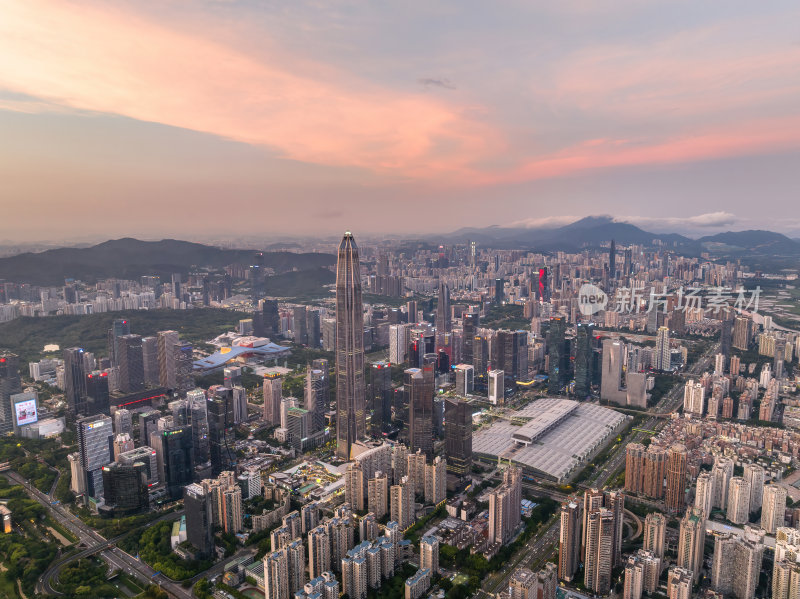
left=5, top=468, right=254, bottom=599
left=474, top=341, right=719, bottom=598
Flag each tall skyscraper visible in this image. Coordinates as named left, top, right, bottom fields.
left=547, top=317, right=568, bottom=394
left=574, top=323, right=595, bottom=398
left=156, top=425, right=194, bottom=500
left=654, top=326, right=671, bottom=371
left=406, top=365, right=434, bottom=457
left=185, top=483, right=214, bottom=557
left=444, top=397, right=472, bottom=487
left=559, top=499, right=581, bottom=582
left=263, top=374, right=283, bottom=426
left=665, top=444, right=687, bottom=512
left=682, top=380, right=705, bottom=415
left=0, top=352, right=22, bottom=434
left=187, top=389, right=210, bottom=464
left=584, top=508, right=615, bottom=595
left=488, top=465, right=522, bottom=546
left=495, top=277, right=504, bottom=305
left=726, top=476, right=751, bottom=524
left=743, top=462, right=765, bottom=513
left=117, top=334, right=144, bottom=393
left=157, top=330, right=179, bottom=388
left=77, top=414, right=114, bottom=501
left=367, top=361, right=391, bottom=437
left=643, top=446, right=667, bottom=499
left=694, top=471, right=714, bottom=518
left=461, top=312, right=479, bottom=366
left=495, top=330, right=528, bottom=381
left=435, top=281, right=451, bottom=334
left=208, top=388, right=235, bottom=474
left=251, top=251, right=265, bottom=305
left=608, top=239, right=616, bottom=281
left=643, top=513, right=666, bottom=561
left=101, top=462, right=148, bottom=515
left=335, top=232, right=366, bottom=460
left=84, top=371, right=110, bottom=416
left=107, top=318, right=130, bottom=366
left=63, top=347, right=87, bottom=415
left=625, top=443, right=647, bottom=494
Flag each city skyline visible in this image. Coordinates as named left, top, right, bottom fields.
left=2, top=1, right=800, bottom=240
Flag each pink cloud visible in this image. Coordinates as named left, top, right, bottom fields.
left=0, top=0, right=501, bottom=179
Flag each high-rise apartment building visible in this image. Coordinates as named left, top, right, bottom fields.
left=665, top=444, right=687, bottom=512
left=643, top=513, right=666, bottom=562
left=677, top=506, right=705, bottom=582
left=263, top=374, right=283, bottom=427
left=625, top=443, right=647, bottom=494
left=682, top=380, right=704, bottom=415
left=726, top=476, right=751, bottom=524
left=558, top=499, right=581, bottom=582
left=762, top=484, right=788, bottom=534
left=335, top=232, right=366, bottom=460
left=488, top=466, right=522, bottom=546
left=654, top=326, right=671, bottom=371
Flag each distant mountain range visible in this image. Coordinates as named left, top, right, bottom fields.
left=0, top=238, right=335, bottom=286
left=441, top=216, right=800, bottom=262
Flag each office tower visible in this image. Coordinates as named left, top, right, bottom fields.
left=495, top=277, right=504, bottom=304
left=101, top=462, right=148, bottom=515
left=107, top=318, right=131, bottom=366
left=220, top=485, right=243, bottom=533
left=141, top=336, right=159, bottom=386
left=424, top=456, right=446, bottom=505
left=231, top=385, right=247, bottom=425
left=184, top=482, right=213, bottom=557
left=113, top=408, right=132, bottom=435
left=390, top=477, right=414, bottom=530
left=743, top=462, right=764, bottom=513
left=251, top=251, right=265, bottom=304
left=169, top=398, right=189, bottom=426
left=584, top=508, right=615, bottom=595
left=367, top=472, right=388, bottom=518
left=574, top=323, right=595, bottom=398
left=462, top=312, right=478, bottom=367
left=677, top=506, right=705, bottom=582
left=118, top=446, right=158, bottom=487
left=453, top=364, right=474, bottom=396
left=489, top=466, right=522, bottom=546
left=643, top=446, right=667, bottom=499
left=420, top=535, right=439, bottom=575
left=608, top=239, right=616, bottom=280
left=173, top=342, right=193, bottom=396
left=286, top=407, right=310, bottom=451
left=264, top=549, right=290, bottom=599
left=308, top=525, right=331, bottom=579
left=367, top=362, right=391, bottom=436
left=292, top=306, right=308, bottom=345
left=600, top=338, right=625, bottom=405
left=156, top=426, right=194, bottom=500
left=208, top=388, right=235, bottom=474
left=117, top=334, right=144, bottom=393
left=406, top=366, right=434, bottom=457
left=77, top=414, right=114, bottom=501
left=303, top=365, right=327, bottom=433
left=666, top=567, right=693, bottom=599
left=388, top=324, right=408, bottom=364
left=726, top=477, right=751, bottom=524
left=263, top=374, right=283, bottom=426
left=625, top=443, right=647, bottom=494
left=473, top=334, right=488, bottom=374
left=733, top=316, right=752, bottom=350
left=435, top=281, right=451, bottom=334
left=82, top=371, right=110, bottom=416
left=496, top=330, right=528, bottom=381
left=559, top=499, right=581, bottom=582
left=186, top=389, right=210, bottom=465
left=654, top=326, right=671, bottom=371
left=665, top=444, right=687, bottom=512
left=488, top=369, right=504, bottom=404
left=762, top=484, right=788, bottom=534
left=643, top=513, right=666, bottom=561
left=306, top=308, right=321, bottom=348
left=138, top=409, right=160, bottom=447
left=335, top=232, right=366, bottom=460
left=694, top=471, right=714, bottom=518
left=547, top=317, right=568, bottom=394
left=712, top=457, right=734, bottom=509
left=156, top=330, right=179, bottom=388
left=682, top=380, right=704, bottom=415
left=444, top=397, right=472, bottom=486
left=63, top=347, right=87, bottom=415
left=345, top=461, right=365, bottom=511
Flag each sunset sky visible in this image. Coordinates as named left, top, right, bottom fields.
left=2, top=0, right=800, bottom=241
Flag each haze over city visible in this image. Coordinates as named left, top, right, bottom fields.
left=2, top=1, right=800, bottom=240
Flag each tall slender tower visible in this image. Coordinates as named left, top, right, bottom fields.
left=608, top=239, right=616, bottom=281
left=435, top=281, right=451, bottom=334
left=336, top=232, right=366, bottom=459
